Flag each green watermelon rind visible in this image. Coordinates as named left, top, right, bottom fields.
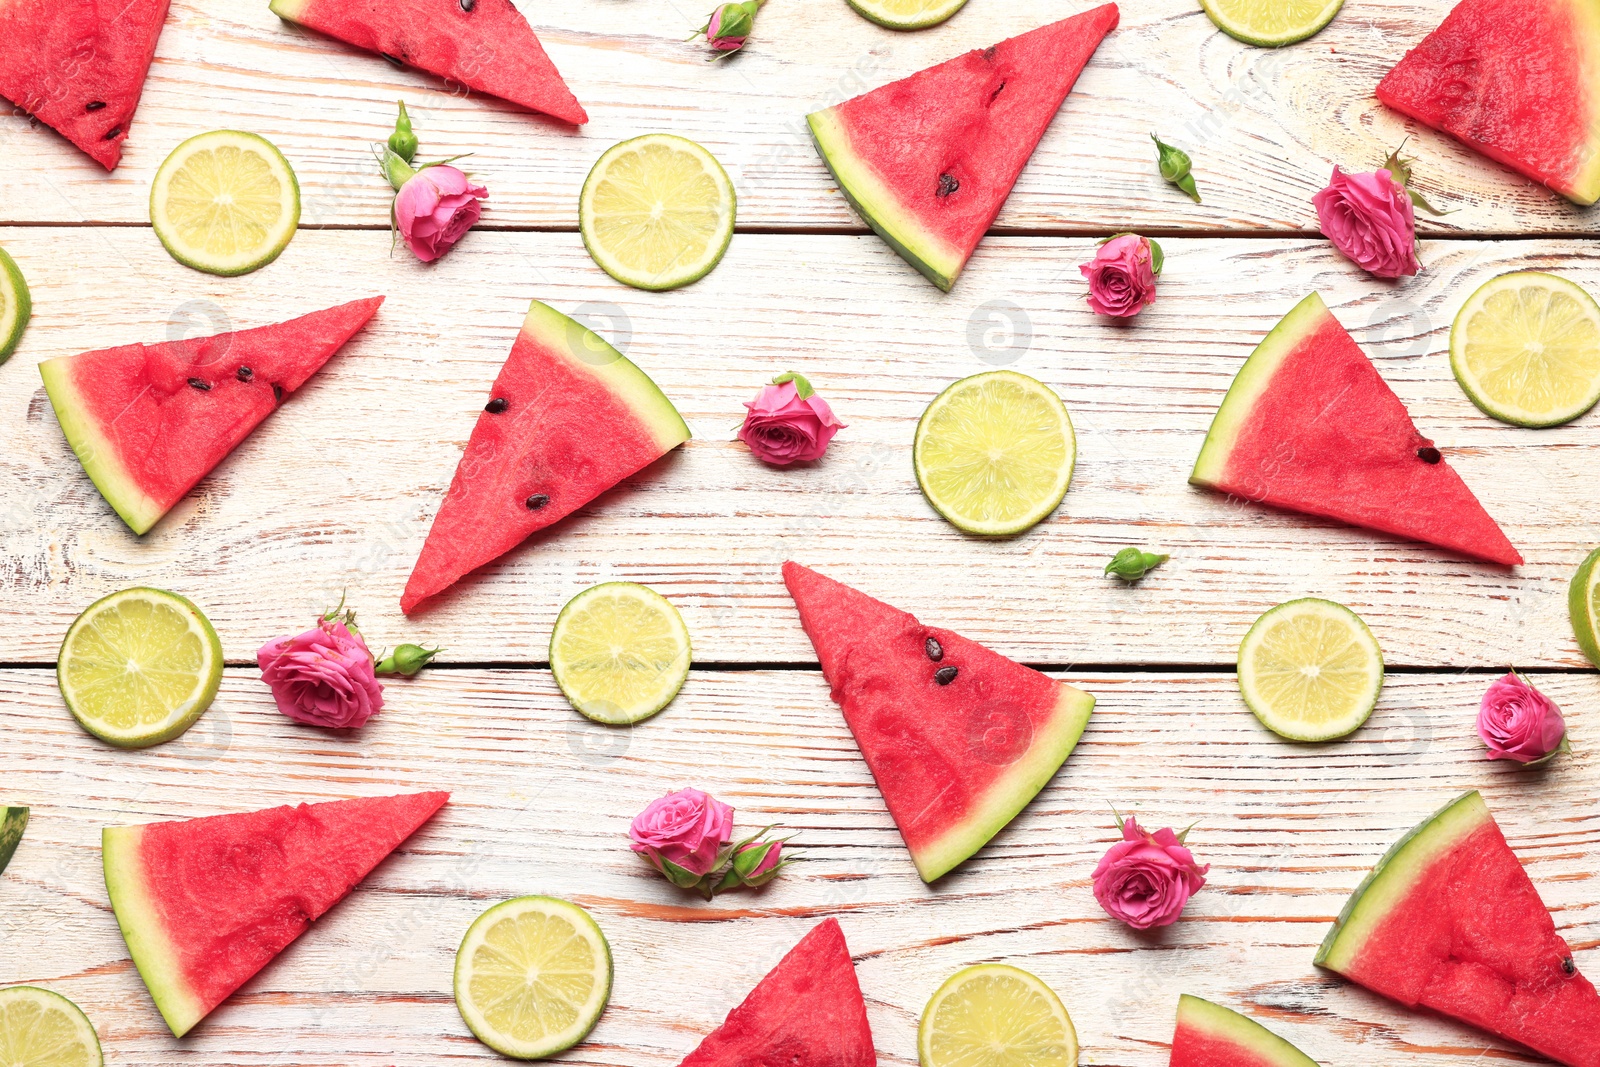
left=38, top=359, right=166, bottom=535
left=0, top=246, right=31, bottom=365
left=1313, top=791, right=1491, bottom=972
left=1175, top=994, right=1321, bottom=1066
left=103, top=823, right=209, bottom=1037
left=807, top=109, right=966, bottom=293
left=914, top=685, right=1095, bottom=883
left=0, top=806, right=28, bottom=875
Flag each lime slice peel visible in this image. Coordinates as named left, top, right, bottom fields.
left=0, top=245, right=31, bottom=364
left=1569, top=546, right=1600, bottom=668
left=1237, top=597, right=1383, bottom=742
left=1450, top=271, right=1600, bottom=428
left=918, top=963, right=1078, bottom=1067
left=150, top=130, right=301, bottom=276
left=845, top=0, right=968, bottom=30
left=0, top=986, right=103, bottom=1067
left=550, top=582, right=691, bottom=725
left=1199, top=0, right=1343, bottom=46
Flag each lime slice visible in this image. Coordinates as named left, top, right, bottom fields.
left=1449, top=271, right=1600, bottom=427
left=918, top=964, right=1078, bottom=1067
left=1199, top=0, right=1343, bottom=46
left=1237, top=598, right=1383, bottom=742
left=0, top=245, right=31, bottom=364
left=579, top=134, right=736, bottom=291
left=57, top=588, right=224, bottom=748
left=150, top=130, right=300, bottom=276
left=0, top=987, right=103, bottom=1067
left=913, top=370, right=1076, bottom=537
left=845, top=0, right=968, bottom=30
left=0, top=807, right=27, bottom=876
left=454, top=896, right=613, bottom=1060
left=550, top=582, right=691, bottom=725
left=1569, top=546, right=1600, bottom=668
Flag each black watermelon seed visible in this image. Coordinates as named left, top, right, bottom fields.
left=526, top=493, right=550, bottom=510
left=1417, top=446, right=1442, bottom=464
left=937, top=173, right=959, bottom=197
left=982, top=45, right=997, bottom=61
left=236, top=366, right=254, bottom=382
left=381, top=51, right=405, bottom=66
left=85, top=101, right=106, bottom=112
left=988, top=80, right=1007, bottom=104
left=272, top=384, right=284, bottom=402
left=485, top=397, right=508, bottom=414
left=103, top=125, right=122, bottom=140
left=925, top=636, right=943, bottom=661
left=186, top=377, right=210, bottom=391
left=460, top=0, right=476, bottom=9
left=934, top=666, right=958, bottom=685
left=1564, top=957, right=1577, bottom=976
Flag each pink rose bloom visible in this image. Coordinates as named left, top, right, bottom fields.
left=630, top=788, right=734, bottom=879
left=1080, top=234, right=1158, bottom=318
left=1092, top=815, right=1209, bottom=930
left=257, top=619, right=384, bottom=730
left=1313, top=166, right=1420, bottom=279
left=394, top=165, right=487, bottom=263
left=1477, top=672, right=1568, bottom=764
left=737, top=377, right=845, bottom=466
left=706, top=7, right=747, bottom=49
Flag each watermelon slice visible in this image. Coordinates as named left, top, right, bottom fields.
left=269, top=0, right=587, bottom=126
left=103, top=791, right=449, bottom=1037
left=1376, top=0, right=1600, bottom=205
left=807, top=5, right=1119, bottom=291
left=0, top=0, right=171, bottom=170
left=1190, top=292, right=1521, bottom=566
left=402, top=300, right=690, bottom=614
left=40, top=297, right=383, bottom=535
left=1316, top=792, right=1600, bottom=1067
left=679, top=919, right=875, bottom=1067
left=1169, top=995, right=1320, bottom=1067
left=782, top=562, right=1094, bottom=882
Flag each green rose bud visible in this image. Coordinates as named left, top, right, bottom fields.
left=1151, top=133, right=1200, bottom=203
left=375, top=644, right=443, bottom=676
left=388, top=100, right=419, bottom=164
left=1105, top=547, right=1168, bottom=582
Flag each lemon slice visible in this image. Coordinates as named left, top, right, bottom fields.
left=579, top=134, right=736, bottom=291
left=550, top=582, right=691, bottom=725
left=918, top=964, right=1078, bottom=1067
left=0, top=245, right=31, bottom=364
left=913, top=370, right=1076, bottom=537
left=1450, top=271, right=1600, bottom=427
left=57, top=588, right=224, bottom=748
left=845, top=0, right=968, bottom=30
left=454, top=896, right=613, bottom=1060
left=1569, top=546, right=1600, bottom=668
left=0, top=987, right=103, bottom=1067
left=1199, top=0, right=1343, bottom=46
left=1237, top=598, right=1383, bottom=742
left=150, top=130, right=301, bottom=276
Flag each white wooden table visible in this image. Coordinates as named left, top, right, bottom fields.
left=1, top=2, right=1596, bottom=1065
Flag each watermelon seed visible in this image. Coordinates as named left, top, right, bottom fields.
left=988, top=81, right=1006, bottom=104
left=103, top=125, right=122, bottom=140
left=272, top=384, right=284, bottom=402
left=236, top=366, right=253, bottom=382
left=526, top=494, right=550, bottom=510
left=937, top=173, right=959, bottom=197
left=935, top=666, right=958, bottom=685
left=982, top=45, right=997, bottom=61
left=85, top=101, right=106, bottom=112
left=1417, top=446, right=1442, bottom=464
left=461, top=0, right=476, bottom=9
left=1565, top=956, right=1577, bottom=975
left=925, top=637, right=943, bottom=661
left=186, top=377, right=210, bottom=391
left=381, top=52, right=405, bottom=67
left=485, top=397, right=508, bottom=413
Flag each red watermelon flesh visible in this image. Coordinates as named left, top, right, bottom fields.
left=1375, top=0, right=1600, bottom=204
left=402, top=300, right=690, bottom=614
left=807, top=5, right=1119, bottom=290
left=1190, top=292, right=1521, bottom=566
left=102, top=791, right=449, bottom=1037
left=1317, top=792, right=1600, bottom=1067
left=0, top=0, right=171, bottom=169
left=270, top=0, right=587, bottom=125
left=679, top=919, right=874, bottom=1067
left=39, top=297, right=383, bottom=535
left=1169, top=995, right=1321, bottom=1067
left=783, top=562, right=1094, bottom=882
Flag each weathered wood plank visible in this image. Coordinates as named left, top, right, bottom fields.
left=0, top=0, right=1592, bottom=234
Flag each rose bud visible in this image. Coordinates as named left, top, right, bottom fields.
left=375, top=643, right=442, bottom=677
left=692, top=0, right=762, bottom=56
left=258, top=617, right=385, bottom=730
left=737, top=372, right=846, bottom=466
left=731, top=833, right=790, bottom=887
left=1477, top=672, right=1570, bottom=766
left=1105, top=547, right=1168, bottom=582
left=1092, top=813, right=1209, bottom=930
left=1312, top=166, right=1420, bottom=279
left=1151, top=133, right=1200, bottom=203
left=388, top=99, right=419, bottom=164
left=1081, top=234, right=1161, bottom=318
left=629, top=788, right=734, bottom=889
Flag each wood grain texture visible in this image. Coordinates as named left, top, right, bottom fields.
left=1, top=667, right=1595, bottom=1067
left=0, top=0, right=1595, bottom=233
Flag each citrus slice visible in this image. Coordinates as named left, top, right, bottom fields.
left=579, top=134, right=736, bottom=291
left=1199, top=0, right=1343, bottom=46
left=913, top=370, right=1076, bottom=537
left=845, top=0, right=968, bottom=30
left=1569, top=546, right=1600, bottom=668
left=918, top=964, right=1078, bottom=1067
left=150, top=130, right=300, bottom=276
left=0, top=245, right=31, bottom=364
left=0, top=807, right=27, bottom=876
left=550, top=582, right=691, bottom=725
left=1449, top=271, right=1600, bottom=427
left=1237, top=598, right=1383, bottom=742
left=0, top=987, right=103, bottom=1067
left=57, top=588, right=224, bottom=748
left=454, top=896, right=613, bottom=1060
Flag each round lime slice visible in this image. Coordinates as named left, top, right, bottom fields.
left=550, top=582, right=691, bottom=725
left=1569, top=546, right=1600, bottom=668
left=0, top=987, right=103, bottom=1067
left=579, top=134, right=736, bottom=291
left=1199, top=0, right=1343, bottom=46
left=1450, top=271, right=1600, bottom=428
left=454, top=896, right=613, bottom=1060
left=57, top=588, right=224, bottom=748
left=918, top=964, right=1078, bottom=1067
left=845, top=0, right=968, bottom=30
left=0, top=245, right=31, bottom=365
left=150, top=130, right=301, bottom=276
left=1237, top=598, right=1383, bottom=742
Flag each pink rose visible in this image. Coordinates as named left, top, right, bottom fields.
left=394, top=165, right=487, bottom=263
left=730, top=837, right=785, bottom=887
left=1477, top=672, right=1569, bottom=764
left=257, top=619, right=384, bottom=730
left=1092, top=815, right=1209, bottom=930
left=737, top=375, right=845, bottom=466
left=1313, top=166, right=1420, bottom=279
left=629, top=788, right=734, bottom=882
left=1080, top=234, right=1159, bottom=318
left=706, top=7, right=746, bottom=49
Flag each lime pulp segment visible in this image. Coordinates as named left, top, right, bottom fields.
left=550, top=582, right=691, bottom=724
left=150, top=130, right=301, bottom=276
left=918, top=964, right=1078, bottom=1067
left=0, top=987, right=103, bottom=1067
left=845, top=0, right=969, bottom=30
left=1450, top=271, right=1600, bottom=427
left=1237, top=598, right=1383, bottom=742
left=1199, top=0, right=1343, bottom=46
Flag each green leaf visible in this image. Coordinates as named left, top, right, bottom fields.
left=771, top=371, right=814, bottom=398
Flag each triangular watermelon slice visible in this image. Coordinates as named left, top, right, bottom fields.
left=269, top=0, right=587, bottom=126
left=679, top=919, right=875, bottom=1067
left=783, top=562, right=1095, bottom=882
left=1376, top=0, right=1600, bottom=205
left=40, top=297, right=383, bottom=535
left=1169, top=995, right=1321, bottom=1067
left=1316, top=792, right=1600, bottom=1067
left=1190, top=292, right=1521, bottom=566
left=0, top=0, right=171, bottom=169
left=103, top=791, right=449, bottom=1037
left=402, top=300, right=690, bottom=614
left=807, top=4, right=1119, bottom=291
